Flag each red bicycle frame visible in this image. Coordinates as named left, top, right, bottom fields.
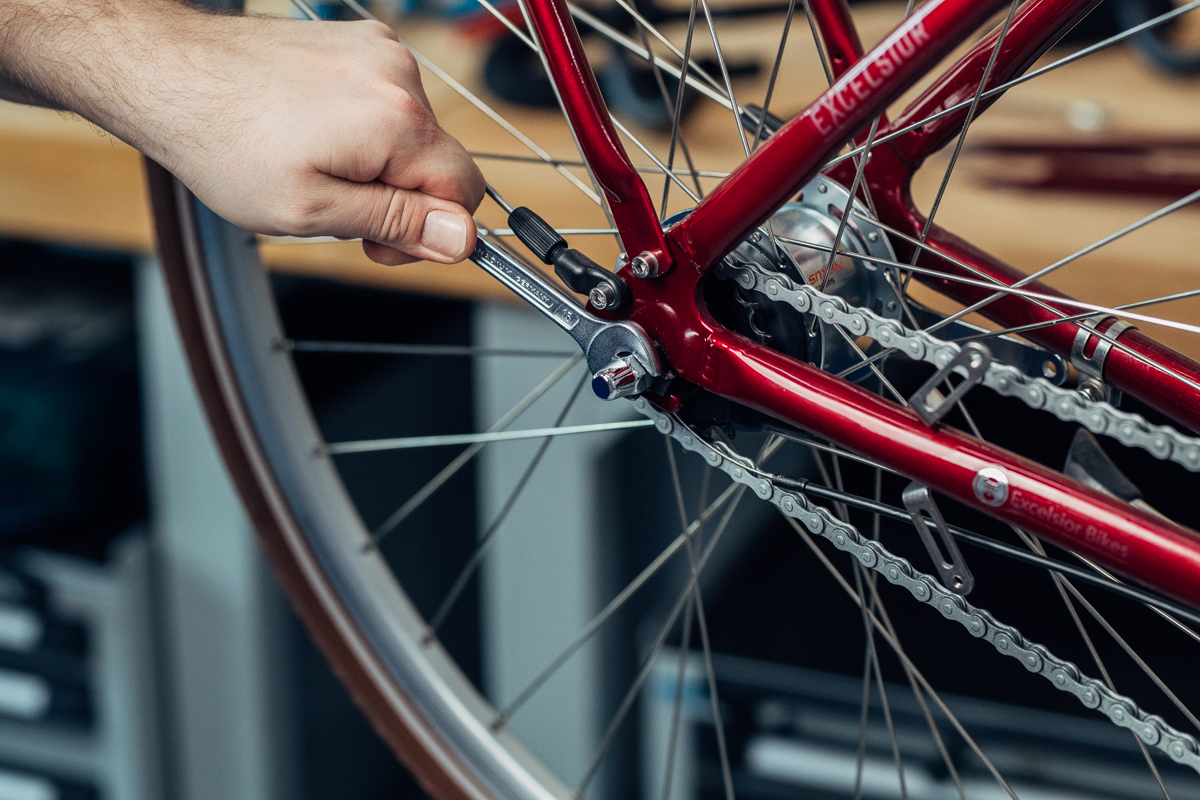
left=521, top=0, right=1200, bottom=606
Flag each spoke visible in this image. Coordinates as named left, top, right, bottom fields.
left=689, top=561, right=736, bottom=800
left=784, top=513, right=1021, bottom=800
left=829, top=324, right=908, bottom=406
left=366, top=354, right=581, bottom=546
left=659, top=596, right=695, bottom=800
left=287, top=340, right=575, bottom=358
left=852, top=563, right=909, bottom=800
left=753, top=0, right=798, bottom=151
left=698, top=0, right=751, bottom=157
left=777, top=232, right=1200, bottom=328
left=661, top=463, right=712, bottom=800
left=1069, top=554, right=1200, bottom=647
left=1034, top=537, right=1176, bottom=800
left=928, top=187, right=1200, bottom=335
left=774, top=232, right=1200, bottom=389
left=662, top=0, right=703, bottom=218
left=569, top=2, right=734, bottom=109
left=470, top=151, right=730, bottom=179
left=801, top=0, right=834, bottom=85
left=1016, top=532, right=1200, bottom=736
left=816, top=115, right=882, bottom=302
left=864, top=563, right=969, bottom=800
left=911, top=0, right=1020, bottom=264
left=607, top=115, right=703, bottom=205
left=402, top=30, right=602, bottom=205
left=1064, top=573, right=1200, bottom=734
left=329, top=419, right=652, bottom=455
left=956, top=287, right=1200, bottom=345
left=818, top=1, right=1200, bottom=172
left=821, top=453, right=908, bottom=800
left=571, top=487, right=750, bottom=796
left=797, top=476, right=1200, bottom=628
left=852, top=634, right=871, bottom=800
left=635, top=22, right=705, bottom=199
left=497, top=480, right=744, bottom=724
left=336, top=0, right=602, bottom=203
left=291, top=0, right=319, bottom=18
left=426, top=373, right=589, bottom=636
left=667, top=439, right=736, bottom=800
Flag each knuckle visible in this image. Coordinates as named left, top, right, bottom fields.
left=376, top=191, right=423, bottom=245
left=361, top=19, right=399, bottom=42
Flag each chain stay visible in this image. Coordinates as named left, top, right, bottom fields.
left=715, top=258, right=1200, bottom=473
left=632, top=397, right=1200, bottom=773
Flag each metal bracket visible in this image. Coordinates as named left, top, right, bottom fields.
left=910, top=342, right=992, bottom=426
left=1072, top=315, right=1134, bottom=403
left=470, top=233, right=662, bottom=389
left=902, top=483, right=974, bottom=595
left=907, top=302, right=1067, bottom=385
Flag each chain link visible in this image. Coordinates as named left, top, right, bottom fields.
left=715, top=257, right=1200, bottom=472
left=632, top=397, right=1200, bottom=775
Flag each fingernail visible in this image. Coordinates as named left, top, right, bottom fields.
left=421, top=210, right=468, bottom=259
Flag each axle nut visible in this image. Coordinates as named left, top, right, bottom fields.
left=592, top=356, right=649, bottom=400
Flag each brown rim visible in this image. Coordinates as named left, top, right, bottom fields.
left=144, top=158, right=486, bottom=800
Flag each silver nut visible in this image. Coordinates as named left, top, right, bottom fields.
left=589, top=283, right=617, bottom=310
left=592, top=356, right=648, bottom=400
left=630, top=251, right=660, bottom=278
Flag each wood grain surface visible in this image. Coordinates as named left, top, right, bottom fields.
left=2, top=2, right=1198, bottom=352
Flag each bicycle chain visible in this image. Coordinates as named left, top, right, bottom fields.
left=630, top=396, right=1200, bottom=775
left=714, top=257, right=1200, bottom=473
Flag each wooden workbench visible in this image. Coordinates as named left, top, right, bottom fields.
left=3, top=3, right=1199, bottom=352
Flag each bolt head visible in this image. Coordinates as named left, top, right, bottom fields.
left=629, top=251, right=660, bottom=279
left=973, top=467, right=1009, bottom=507
left=592, top=356, right=647, bottom=400
left=589, top=283, right=617, bottom=310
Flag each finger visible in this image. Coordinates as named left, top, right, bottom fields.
left=312, top=177, right=478, bottom=263
left=367, top=122, right=485, bottom=214
left=362, top=240, right=420, bottom=266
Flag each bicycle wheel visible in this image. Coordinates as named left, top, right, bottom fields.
left=148, top=1, right=1200, bottom=799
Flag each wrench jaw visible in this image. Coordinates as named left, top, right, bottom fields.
left=469, top=233, right=664, bottom=400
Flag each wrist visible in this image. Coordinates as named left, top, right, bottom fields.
left=0, top=0, right=252, bottom=169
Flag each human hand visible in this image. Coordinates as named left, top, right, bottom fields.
left=1, top=1, right=484, bottom=264
left=165, top=16, right=486, bottom=265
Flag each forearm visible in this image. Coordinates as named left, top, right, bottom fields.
left=0, top=73, right=56, bottom=106
left=0, top=0, right=483, bottom=261
left=0, top=0, right=257, bottom=169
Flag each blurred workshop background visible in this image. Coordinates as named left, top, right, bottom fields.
left=2, top=0, right=1200, bottom=798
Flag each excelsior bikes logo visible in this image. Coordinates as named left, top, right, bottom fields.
left=811, top=21, right=932, bottom=138
left=1008, top=490, right=1131, bottom=562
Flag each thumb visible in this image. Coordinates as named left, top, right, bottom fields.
left=317, top=178, right=477, bottom=264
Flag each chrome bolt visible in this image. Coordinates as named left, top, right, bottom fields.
left=592, top=356, right=648, bottom=400
left=972, top=467, right=1010, bottom=507
left=867, top=232, right=879, bottom=242
left=818, top=183, right=828, bottom=193
left=630, top=251, right=660, bottom=278
left=589, top=283, right=617, bottom=310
